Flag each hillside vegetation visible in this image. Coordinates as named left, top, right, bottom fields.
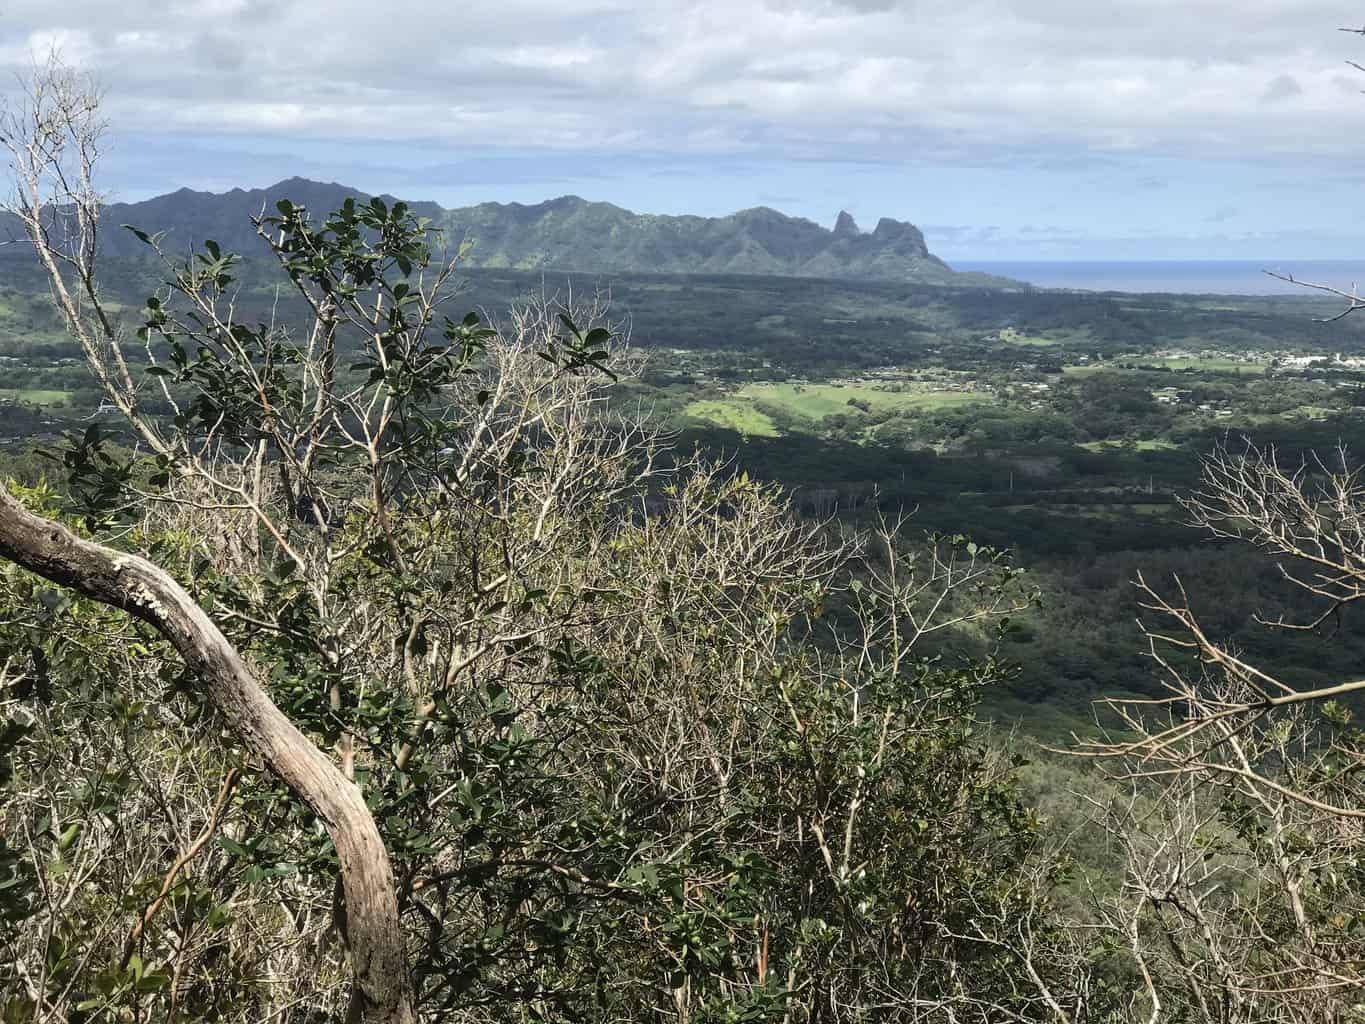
left=0, top=177, right=1015, bottom=285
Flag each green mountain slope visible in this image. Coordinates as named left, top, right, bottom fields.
left=4, top=177, right=1016, bottom=286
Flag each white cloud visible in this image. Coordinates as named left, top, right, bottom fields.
left=1, top=0, right=1361, bottom=162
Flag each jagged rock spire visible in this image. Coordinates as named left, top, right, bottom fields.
left=833, top=210, right=861, bottom=238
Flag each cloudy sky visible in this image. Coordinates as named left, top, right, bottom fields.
left=3, top=0, right=1365, bottom=260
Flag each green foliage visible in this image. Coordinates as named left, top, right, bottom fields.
left=3, top=195, right=1095, bottom=1021
left=36, top=424, right=138, bottom=530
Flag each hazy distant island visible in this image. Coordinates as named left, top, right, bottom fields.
left=6, top=176, right=1020, bottom=288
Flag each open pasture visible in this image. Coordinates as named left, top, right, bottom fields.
left=738, top=381, right=988, bottom=420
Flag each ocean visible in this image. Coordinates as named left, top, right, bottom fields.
left=952, top=260, right=1365, bottom=297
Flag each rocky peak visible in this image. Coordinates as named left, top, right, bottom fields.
left=870, top=217, right=929, bottom=254
left=832, top=210, right=861, bottom=238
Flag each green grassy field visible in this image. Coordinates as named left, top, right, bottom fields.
left=683, top=398, right=780, bottom=436
left=997, top=328, right=1061, bottom=347
left=1293, top=405, right=1342, bottom=420
left=684, top=381, right=988, bottom=437
left=0, top=388, right=72, bottom=407
left=738, top=382, right=988, bottom=420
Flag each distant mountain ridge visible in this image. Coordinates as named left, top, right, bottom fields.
left=8, top=177, right=1015, bottom=286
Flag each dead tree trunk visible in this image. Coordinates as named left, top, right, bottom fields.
left=0, top=485, right=414, bottom=1024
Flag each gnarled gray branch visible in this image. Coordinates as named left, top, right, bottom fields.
left=0, top=484, right=413, bottom=1024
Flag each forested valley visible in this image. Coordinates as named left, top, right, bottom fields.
left=3, top=56, right=1365, bottom=1024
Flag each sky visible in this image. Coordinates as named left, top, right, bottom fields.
left=2, top=0, right=1365, bottom=261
